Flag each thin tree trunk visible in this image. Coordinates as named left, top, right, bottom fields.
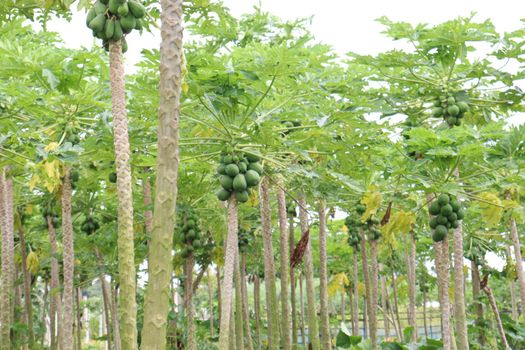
left=217, top=268, right=222, bottom=327
left=218, top=198, right=239, bottom=350
left=47, top=213, right=60, bottom=350
left=348, top=289, right=355, bottom=334
left=254, top=275, right=262, bottom=350
left=363, top=296, right=368, bottom=338
left=435, top=239, right=451, bottom=350
left=61, top=169, right=75, bottom=350
left=76, top=287, right=82, bottom=350
left=109, top=39, right=138, bottom=350
left=391, top=272, right=402, bottom=338
left=111, top=283, right=121, bottom=350
left=18, top=222, right=35, bottom=347
left=471, top=262, right=484, bottom=346
left=482, top=284, right=509, bottom=349
left=509, top=213, right=525, bottom=321
left=185, top=254, right=196, bottom=350
left=260, top=177, right=280, bottom=350
left=341, top=291, right=346, bottom=324
left=207, top=269, right=215, bottom=338
left=352, top=250, right=359, bottom=336
left=143, top=175, right=153, bottom=235
left=140, top=0, right=184, bottom=347
left=360, top=231, right=372, bottom=341
left=318, top=199, right=331, bottom=350
left=380, top=276, right=389, bottom=339
left=42, top=280, right=49, bottom=346
left=277, top=179, right=291, bottom=350
left=289, top=216, right=298, bottom=350
left=423, top=289, right=428, bottom=339
left=369, top=239, right=378, bottom=350
left=99, top=274, right=113, bottom=350
left=192, top=265, right=209, bottom=294
left=0, top=167, right=15, bottom=350
left=229, top=306, right=236, bottom=350
left=234, top=250, right=244, bottom=350
left=298, top=194, right=320, bottom=350
left=452, top=221, right=468, bottom=349
left=240, top=254, right=254, bottom=350
left=407, top=231, right=417, bottom=342
left=505, top=246, right=519, bottom=321
left=299, top=272, right=306, bottom=348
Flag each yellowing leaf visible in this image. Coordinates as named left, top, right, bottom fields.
left=44, top=142, right=59, bottom=152
left=26, top=251, right=39, bottom=275
left=360, top=184, right=382, bottom=222
left=29, top=174, right=40, bottom=191
left=381, top=211, right=416, bottom=249
left=341, top=225, right=348, bottom=233
left=182, top=81, right=189, bottom=94
left=478, top=192, right=503, bottom=227
left=328, top=272, right=350, bottom=298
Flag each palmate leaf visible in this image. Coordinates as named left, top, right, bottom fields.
left=381, top=211, right=416, bottom=249
left=360, top=184, right=382, bottom=222
left=327, top=272, right=350, bottom=298
left=477, top=192, right=503, bottom=227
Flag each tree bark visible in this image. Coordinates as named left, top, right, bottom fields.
left=359, top=231, right=373, bottom=343
left=423, top=289, right=428, bottom=339
left=260, top=177, right=280, bottom=350
left=289, top=216, right=298, bottom=350
left=99, top=274, right=113, bottom=350
left=140, top=0, right=184, bottom=348
left=452, top=222, right=468, bottom=350
left=407, top=231, right=417, bottom=342
left=471, top=262, right=484, bottom=346
left=380, top=276, right=389, bottom=339
left=318, top=199, right=331, bottom=350
left=391, top=272, right=402, bottom=339
left=482, top=284, right=509, bottom=349
left=254, top=275, right=262, bottom=350
left=509, top=214, right=525, bottom=322
left=277, top=179, right=291, bottom=350
left=435, top=239, right=451, bottom=350
left=240, top=254, right=254, bottom=350
left=47, top=213, right=61, bottom=350
left=218, top=198, right=239, bottom=350
left=506, top=245, right=519, bottom=321
left=76, top=287, right=82, bottom=350
left=184, top=254, right=196, bottom=350
left=298, top=271, right=307, bottom=348
left=369, top=239, right=378, bottom=350
left=143, top=175, right=153, bottom=235
left=61, top=169, right=75, bottom=350
left=217, top=268, right=222, bottom=327
left=298, top=194, right=320, bottom=350
left=352, top=250, right=359, bottom=336
left=341, top=290, right=346, bottom=324
left=109, top=39, right=138, bottom=350
left=111, top=283, right=122, bottom=350
left=0, top=167, right=15, bottom=350
left=17, top=221, right=35, bottom=347
left=207, top=269, right=215, bottom=338
left=234, top=249, right=244, bottom=350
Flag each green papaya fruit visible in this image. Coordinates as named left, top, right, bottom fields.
left=447, top=96, right=456, bottom=105
left=217, top=164, right=226, bottom=175
left=247, top=162, right=263, bottom=175
left=100, top=0, right=109, bottom=4
left=429, top=217, right=438, bottom=229
left=440, top=204, right=453, bottom=216
left=432, top=99, right=441, bottom=107
left=235, top=190, right=249, bottom=203
left=120, top=14, right=136, bottom=33
left=431, top=107, right=443, bottom=118
left=225, top=164, right=240, bottom=177
left=437, top=215, right=448, bottom=225
left=223, top=155, right=233, bottom=164
left=456, top=209, right=465, bottom=220
left=108, top=0, right=119, bottom=14
left=94, top=0, right=107, bottom=15
left=71, top=171, right=80, bottom=182
left=450, top=199, right=460, bottom=212
left=121, top=38, right=128, bottom=53
left=429, top=202, right=441, bottom=215
left=117, top=3, right=129, bottom=16
left=447, top=116, right=457, bottom=126
left=245, top=170, right=260, bottom=187
left=220, top=175, right=233, bottom=191
left=437, top=194, right=450, bottom=205
left=128, top=0, right=146, bottom=18
left=86, top=9, right=97, bottom=27
left=447, top=105, right=460, bottom=117
left=233, top=174, right=247, bottom=192
left=232, top=155, right=239, bottom=162
left=238, top=162, right=248, bottom=173
left=245, top=153, right=261, bottom=162
left=457, top=101, right=469, bottom=113
left=108, top=172, right=117, bottom=183
left=135, top=19, right=143, bottom=30
left=455, top=119, right=462, bottom=126
left=432, top=225, right=448, bottom=242
left=112, top=20, right=123, bottom=41
left=105, top=19, right=115, bottom=39
left=452, top=220, right=460, bottom=228
left=94, top=30, right=106, bottom=40
left=216, top=188, right=231, bottom=201
left=448, top=212, right=457, bottom=222
left=88, top=14, right=107, bottom=33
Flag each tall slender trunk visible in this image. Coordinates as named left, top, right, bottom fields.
left=17, top=222, right=35, bottom=347
left=341, top=291, right=346, bottom=324
left=452, top=222, right=468, bottom=349
left=228, top=306, right=236, bottom=350
left=298, top=272, right=306, bottom=348
left=260, top=177, right=280, bottom=350
left=234, top=250, right=244, bottom=350
left=76, top=287, right=82, bottom=350
left=482, top=284, right=509, bottom=349
left=208, top=269, right=215, bottom=338
left=61, top=169, right=75, bottom=350
left=509, top=213, right=525, bottom=321
left=359, top=232, right=372, bottom=341
left=0, top=167, right=14, bottom=350
left=254, top=275, right=262, bottom=350
left=380, top=276, right=389, bottom=339
left=318, top=199, right=331, bottom=349
left=218, top=198, right=239, bottom=350
left=471, top=262, right=484, bottom=346
left=435, top=239, right=451, bottom=350
left=140, top=1, right=184, bottom=348
left=363, top=296, right=368, bottom=338
left=391, top=272, right=402, bottom=338
left=423, top=289, right=428, bottom=339
left=369, top=239, right=378, bottom=350
left=289, top=216, right=298, bottom=350
left=217, top=268, right=222, bottom=327
left=348, top=290, right=355, bottom=334
left=298, top=194, right=320, bottom=350
left=111, top=283, right=121, bottom=350
left=185, top=254, right=196, bottom=350
left=240, top=254, right=254, bottom=350
left=407, top=231, right=417, bottom=342
left=47, top=214, right=60, bottom=350
left=143, top=175, right=153, bottom=235
left=506, top=246, right=519, bottom=321
left=352, top=250, right=359, bottom=336
left=277, top=179, right=291, bottom=350
left=109, top=39, right=137, bottom=350
left=99, top=274, right=113, bottom=350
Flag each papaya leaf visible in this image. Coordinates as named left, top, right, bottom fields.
left=478, top=192, right=503, bottom=227
left=360, top=184, right=382, bottom=222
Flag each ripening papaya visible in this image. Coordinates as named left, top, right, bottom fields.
left=128, top=0, right=146, bottom=18
left=120, top=14, right=136, bottom=33
left=89, top=14, right=107, bottom=33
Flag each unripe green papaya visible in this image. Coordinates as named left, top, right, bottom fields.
left=217, top=164, right=226, bottom=175
left=457, top=101, right=469, bottom=113
left=233, top=174, right=247, bottom=192
left=431, top=107, right=443, bottom=118
left=429, top=202, right=441, bottom=215
left=105, top=19, right=115, bottom=39
left=86, top=8, right=97, bottom=26
left=429, top=217, right=438, bottom=229
left=235, top=190, right=249, bottom=203
left=89, top=14, right=107, bottom=33
left=135, top=19, right=143, bottom=30
left=432, top=99, right=441, bottom=107
left=120, top=14, right=136, bottom=33
left=447, top=96, right=456, bottom=105
left=112, top=20, right=123, bottom=41
left=108, top=0, right=119, bottom=14
left=118, top=3, right=129, bottom=16
left=100, top=0, right=109, bottom=4
left=245, top=170, right=260, bottom=187
left=225, top=164, right=240, bottom=177
left=223, top=155, right=233, bottom=164
left=128, top=0, right=146, bottom=18
left=440, top=204, right=453, bottom=216
left=245, top=153, right=261, bottom=162
left=437, top=194, right=450, bottom=205
left=216, top=188, right=230, bottom=201
left=122, top=38, right=128, bottom=53
left=437, top=215, right=448, bottom=225
left=108, top=172, right=117, bottom=183
left=455, top=119, right=462, bottom=126
left=247, top=162, right=263, bottom=175
left=238, top=162, right=248, bottom=173
left=220, top=175, right=233, bottom=191
left=432, top=225, right=448, bottom=242
left=94, top=0, right=107, bottom=15
left=447, top=105, right=460, bottom=117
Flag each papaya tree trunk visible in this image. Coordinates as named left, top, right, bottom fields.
left=234, top=250, right=244, bottom=350
left=509, top=213, right=525, bottom=322
left=143, top=175, right=153, bottom=235
left=359, top=232, right=372, bottom=342
left=369, top=239, right=378, bottom=350
left=0, top=167, right=14, bottom=350
left=208, top=269, right=215, bottom=338
left=407, top=231, right=417, bottom=342
left=298, top=194, right=320, bottom=350
left=184, top=254, right=196, bottom=350
left=254, top=275, right=262, bottom=350
left=471, top=262, right=484, bottom=346
left=482, top=284, right=509, bottom=349
left=352, top=250, right=359, bottom=336
left=61, top=169, right=75, bottom=350
left=217, top=268, right=222, bottom=327
left=111, top=283, right=121, bottom=350
left=277, top=179, right=291, bottom=350
left=240, top=253, right=254, bottom=350
left=289, top=216, right=298, bottom=350
left=218, top=198, right=239, bottom=350
left=348, top=289, right=355, bottom=334
left=229, top=306, right=236, bottom=350
left=506, top=246, right=518, bottom=321
left=341, top=290, right=346, bottom=324
left=298, top=271, right=306, bottom=348
left=108, top=39, right=138, bottom=350
left=390, top=272, right=401, bottom=338
left=99, top=273, right=113, bottom=350
left=452, top=220, right=468, bottom=349
left=76, top=287, right=82, bottom=350
left=435, top=239, right=451, bottom=350
left=318, top=198, right=331, bottom=350
left=140, top=0, right=184, bottom=348
left=259, top=177, right=280, bottom=350
left=423, top=289, right=428, bottom=339
left=380, top=276, right=389, bottom=339
left=17, top=221, right=35, bottom=347
left=47, top=213, right=61, bottom=350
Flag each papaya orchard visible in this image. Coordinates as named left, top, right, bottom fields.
left=0, top=2, right=525, bottom=350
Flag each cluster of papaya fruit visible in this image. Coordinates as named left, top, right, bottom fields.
left=177, top=207, right=203, bottom=259
left=430, top=94, right=470, bottom=127
left=42, top=206, right=60, bottom=228
left=238, top=227, right=254, bottom=253
left=286, top=201, right=297, bottom=217
left=216, top=151, right=263, bottom=203
left=81, top=216, right=100, bottom=235
left=85, top=0, right=146, bottom=52
left=428, top=194, right=464, bottom=242
left=70, top=170, right=80, bottom=189
left=344, top=204, right=366, bottom=247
